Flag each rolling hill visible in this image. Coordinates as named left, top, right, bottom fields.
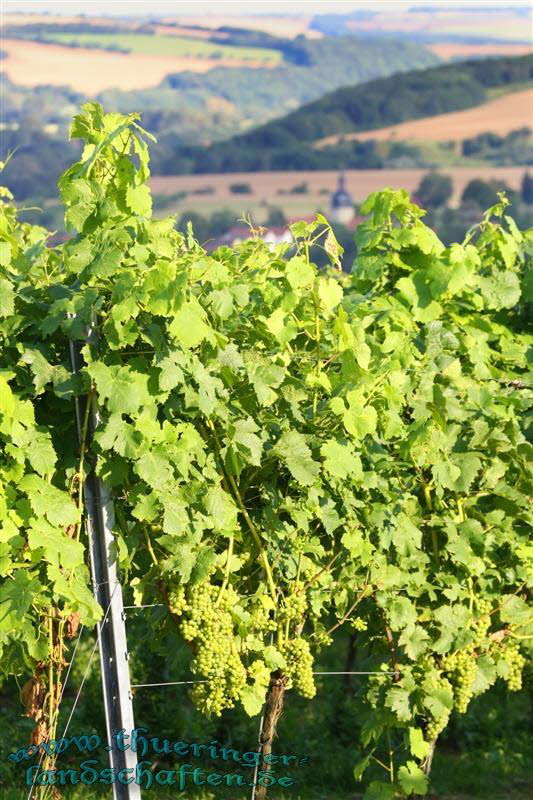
left=314, top=87, right=533, bottom=147
left=225, top=54, right=533, bottom=149
left=0, top=29, right=440, bottom=201
left=149, top=54, right=532, bottom=175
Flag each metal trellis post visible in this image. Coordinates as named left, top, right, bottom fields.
left=70, top=335, right=141, bottom=800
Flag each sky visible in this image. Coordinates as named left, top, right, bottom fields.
left=3, top=0, right=531, bottom=17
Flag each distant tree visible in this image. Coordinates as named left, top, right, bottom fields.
left=415, top=172, right=453, bottom=209
left=521, top=171, right=533, bottom=204
left=176, top=209, right=238, bottom=245
left=435, top=207, right=470, bottom=247
left=462, top=178, right=518, bottom=209
left=289, top=181, right=309, bottom=194
left=229, top=182, right=253, bottom=194
left=209, top=209, right=238, bottom=236
left=265, top=206, right=287, bottom=227
left=462, top=131, right=503, bottom=156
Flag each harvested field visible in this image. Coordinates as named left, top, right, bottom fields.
left=315, top=89, right=533, bottom=148
left=429, top=42, right=533, bottom=60
left=0, top=39, right=273, bottom=94
left=149, top=166, right=531, bottom=213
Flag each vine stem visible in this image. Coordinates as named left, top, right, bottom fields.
left=39, top=612, right=57, bottom=800
left=326, top=584, right=372, bottom=636
left=423, top=737, right=438, bottom=776
left=144, top=526, right=159, bottom=567
left=253, top=671, right=288, bottom=800
left=226, top=469, right=278, bottom=606
left=387, top=728, right=394, bottom=783
left=371, top=754, right=391, bottom=773
left=48, top=613, right=54, bottom=737
left=206, top=420, right=278, bottom=607
left=379, top=608, right=401, bottom=683
left=423, top=482, right=439, bottom=560
left=216, top=533, right=234, bottom=607
left=303, top=551, right=341, bottom=592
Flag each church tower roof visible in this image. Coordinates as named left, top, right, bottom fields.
left=331, top=174, right=353, bottom=210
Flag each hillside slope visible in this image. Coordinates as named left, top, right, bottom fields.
left=149, top=53, right=533, bottom=174
left=315, top=87, right=533, bottom=146
left=230, top=54, right=533, bottom=148
left=0, top=34, right=439, bottom=201
left=100, top=35, right=439, bottom=140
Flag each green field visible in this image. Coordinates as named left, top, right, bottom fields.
left=486, top=79, right=533, bottom=100
left=40, top=32, right=283, bottom=63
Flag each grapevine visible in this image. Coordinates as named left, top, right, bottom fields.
left=0, top=104, right=531, bottom=800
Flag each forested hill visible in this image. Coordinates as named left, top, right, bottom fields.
left=2, top=34, right=439, bottom=201
left=150, top=53, right=533, bottom=174
left=105, top=35, right=440, bottom=134
left=242, top=53, right=533, bottom=144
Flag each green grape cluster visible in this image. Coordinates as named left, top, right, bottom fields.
left=313, top=629, right=333, bottom=648
left=249, top=600, right=277, bottom=633
left=472, top=598, right=492, bottom=646
left=425, top=673, right=453, bottom=741
left=282, top=583, right=307, bottom=624
left=351, top=617, right=368, bottom=632
left=178, top=581, right=247, bottom=715
left=168, top=585, right=187, bottom=615
left=497, top=639, right=525, bottom=691
left=441, top=648, right=477, bottom=713
left=282, top=638, right=316, bottom=699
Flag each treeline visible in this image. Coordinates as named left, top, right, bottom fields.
left=208, top=27, right=315, bottom=65
left=5, top=20, right=314, bottom=65
left=1, top=36, right=440, bottom=200
left=159, top=36, right=438, bottom=123
left=2, top=22, right=130, bottom=36
left=462, top=127, right=532, bottom=163
left=9, top=34, right=436, bottom=146
left=150, top=54, right=533, bottom=175
left=0, top=128, right=80, bottom=200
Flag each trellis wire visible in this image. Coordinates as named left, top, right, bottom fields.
left=132, top=671, right=395, bottom=689
left=46, top=588, right=397, bottom=800
left=126, top=597, right=398, bottom=800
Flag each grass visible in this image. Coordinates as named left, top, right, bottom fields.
left=1, top=623, right=532, bottom=800
left=486, top=79, right=533, bottom=100
left=37, top=33, right=282, bottom=64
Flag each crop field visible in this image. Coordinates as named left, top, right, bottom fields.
left=429, top=42, right=533, bottom=60
left=314, top=88, right=533, bottom=148
left=0, top=38, right=276, bottom=94
left=149, top=166, right=531, bottom=216
left=40, top=32, right=282, bottom=64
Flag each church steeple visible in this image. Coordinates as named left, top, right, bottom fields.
left=330, top=173, right=354, bottom=224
